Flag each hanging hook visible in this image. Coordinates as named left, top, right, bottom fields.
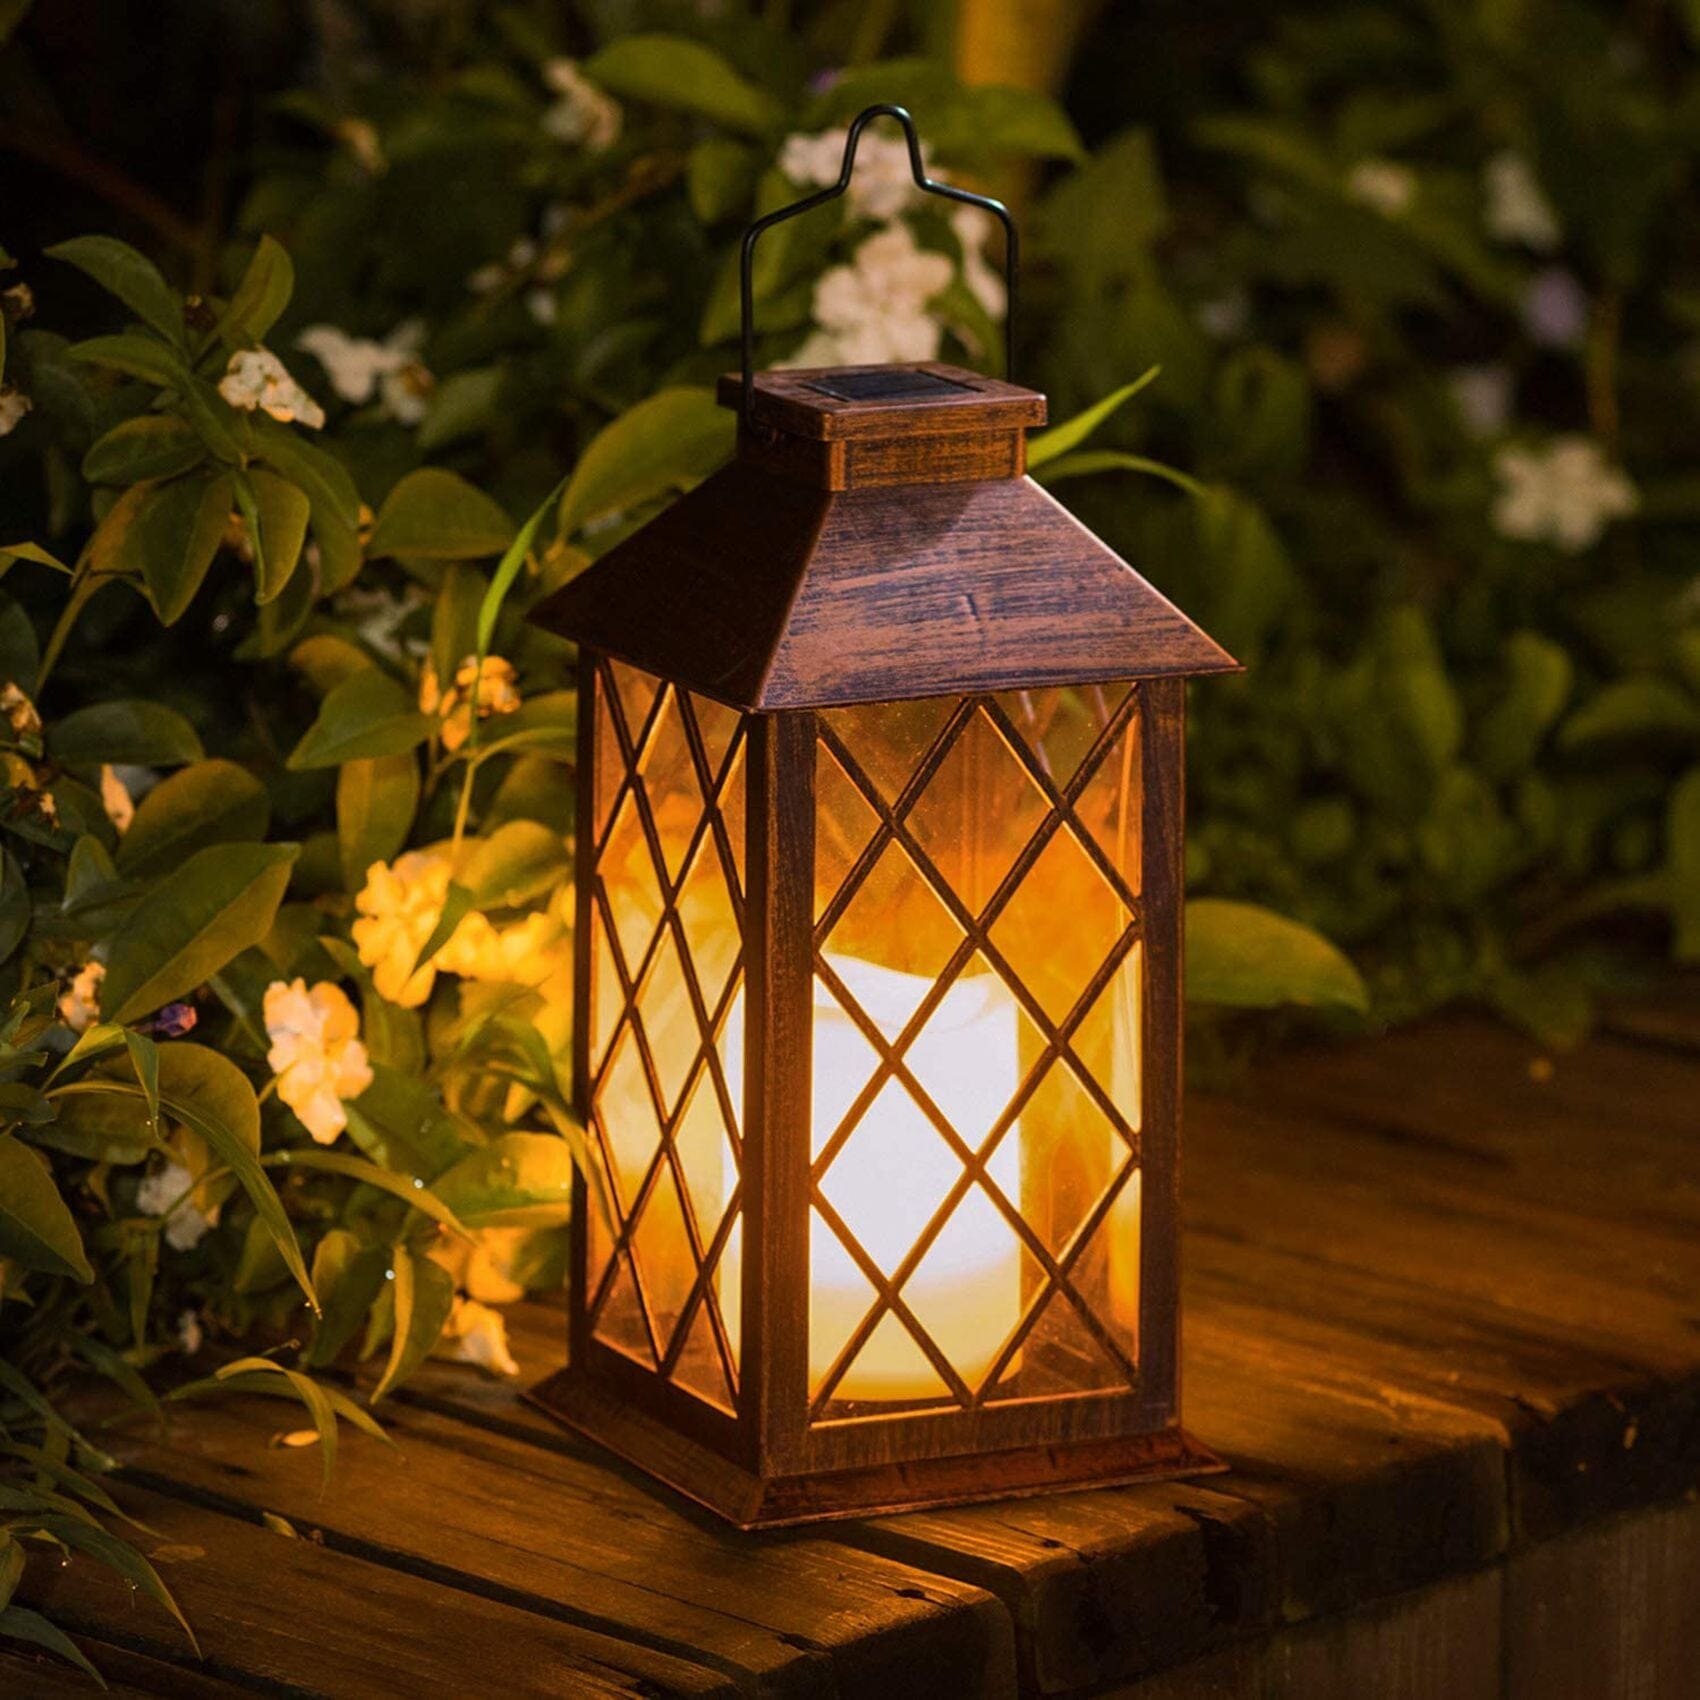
left=738, top=103, right=1019, bottom=424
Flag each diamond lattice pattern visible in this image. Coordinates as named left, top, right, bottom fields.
left=810, top=689, right=1145, bottom=1417
left=587, top=660, right=745, bottom=1413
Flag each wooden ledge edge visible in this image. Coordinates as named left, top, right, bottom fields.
left=527, top=1368, right=1225, bottom=1530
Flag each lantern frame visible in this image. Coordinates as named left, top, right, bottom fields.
left=530, top=664, right=1222, bottom=1525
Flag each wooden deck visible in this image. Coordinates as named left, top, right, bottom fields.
left=9, top=1004, right=1700, bottom=1698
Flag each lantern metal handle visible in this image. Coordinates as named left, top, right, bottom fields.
left=739, top=103, right=1019, bottom=423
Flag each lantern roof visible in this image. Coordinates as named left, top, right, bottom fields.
left=530, top=362, right=1238, bottom=710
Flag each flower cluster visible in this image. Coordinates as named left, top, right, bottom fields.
left=419, top=654, right=523, bottom=752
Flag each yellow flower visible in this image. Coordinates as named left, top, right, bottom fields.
left=351, top=848, right=457, bottom=1007
left=437, top=908, right=566, bottom=989
left=440, top=1296, right=519, bottom=1376
left=0, top=681, right=41, bottom=740
left=100, top=765, right=134, bottom=832
left=263, top=978, right=374, bottom=1144
left=426, top=654, right=522, bottom=752
left=430, top=1226, right=531, bottom=1305
left=58, top=961, right=104, bottom=1032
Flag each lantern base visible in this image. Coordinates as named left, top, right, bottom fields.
left=527, top=1369, right=1225, bottom=1529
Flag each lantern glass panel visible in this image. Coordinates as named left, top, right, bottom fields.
left=585, top=660, right=745, bottom=1411
left=808, top=688, right=1145, bottom=1419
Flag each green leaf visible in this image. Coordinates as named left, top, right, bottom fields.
left=289, top=633, right=374, bottom=697
left=584, top=34, right=782, bottom=136
left=286, top=668, right=435, bottom=769
left=262, top=1147, right=467, bottom=1235
left=249, top=413, right=360, bottom=528
left=0, top=849, right=26, bottom=966
left=85, top=468, right=233, bottom=626
left=417, top=365, right=503, bottom=452
left=48, top=235, right=184, bottom=346
left=372, top=1245, right=456, bottom=1402
left=366, top=468, right=514, bottom=561
left=115, top=759, right=270, bottom=881
left=556, top=388, right=732, bottom=537
left=20, top=1514, right=197, bottom=1651
left=411, top=880, right=475, bottom=977
left=1668, top=766, right=1700, bottom=962
left=341, top=1062, right=468, bottom=1181
left=0, top=542, right=72, bottom=577
left=47, top=699, right=203, bottom=768
left=1185, top=898, right=1369, bottom=1013
left=246, top=468, right=311, bottom=604
left=468, top=689, right=576, bottom=762
left=434, top=1131, right=575, bottom=1227
left=462, top=820, right=568, bottom=909
left=336, top=753, right=419, bottom=892
left=1032, top=448, right=1206, bottom=497
left=81, top=414, right=205, bottom=485
left=211, top=234, right=294, bottom=348
left=0, top=1134, right=93, bottom=1281
left=156, top=1043, right=260, bottom=1153
left=0, top=1604, right=108, bottom=1686
left=232, top=1211, right=290, bottom=1295
left=99, top=841, right=299, bottom=1022
left=67, top=333, right=182, bottom=386
left=306, top=1229, right=389, bottom=1369
left=1475, top=631, right=1575, bottom=780
left=1559, top=677, right=1700, bottom=750
left=1026, top=368, right=1160, bottom=469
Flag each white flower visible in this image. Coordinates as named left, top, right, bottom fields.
left=1448, top=364, right=1513, bottom=438
left=0, top=386, right=32, bottom=437
left=541, top=59, right=622, bottom=151
left=217, top=350, right=326, bottom=430
left=441, top=1296, right=519, bottom=1376
left=780, top=127, right=928, bottom=220
left=263, top=978, right=374, bottom=1144
left=526, top=288, right=558, bottom=327
left=1524, top=268, right=1588, bottom=349
left=137, top=1160, right=215, bottom=1252
left=1196, top=289, right=1251, bottom=341
left=99, top=765, right=134, bottom=832
left=1346, top=159, right=1416, bottom=217
left=951, top=205, right=1007, bottom=323
left=177, top=1309, right=204, bottom=1355
left=1484, top=151, right=1560, bottom=252
left=58, top=961, right=103, bottom=1032
left=296, top=322, right=433, bottom=426
left=784, top=224, right=954, bottom=369
left=329, top=582, right=431, bottom=663
left=1492, top=436, right=1637, bottom=552
left=430, top=1226, right=531, bottom=1306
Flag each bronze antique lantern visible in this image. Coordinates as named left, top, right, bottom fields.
left=529, top=108, right=1236, bottom=1525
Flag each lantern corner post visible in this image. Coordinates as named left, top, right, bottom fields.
left=740, top=708, right=816, bottom=1478
left=1138, top=675, right=1186, bottom=1428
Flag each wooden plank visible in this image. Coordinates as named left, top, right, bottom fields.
left=1504, top=1496, right=1700, bottom=1700
left=0, top=1646, right=179, bottom=1697
left=1095, top=1566, right=1503, bottom=1700
left=103, top=1394, right=1018, bottom=1700
left=19, top=1476, right=734, bottom=1698
left=1601, top=978, right=1700, bottom=1055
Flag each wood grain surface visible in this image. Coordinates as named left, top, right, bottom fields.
left=7, top=1004, right=1698, bottom=1696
